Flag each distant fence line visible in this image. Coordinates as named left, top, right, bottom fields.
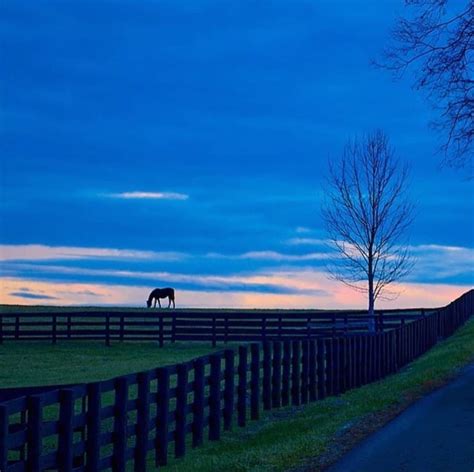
left=0, top=307, right=430, bottom=346
left=0, top=289, right=472, bottom=471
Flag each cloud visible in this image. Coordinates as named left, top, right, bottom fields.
left=295, top=226, right=312, bottom=234
left=8, top=291, right=57, bottom=300
left=107, top=191, right=189, bottom=200
left=207, top=250, right=331, bottom=261
left=0, top=244, right=186, bottom=262
left=0, top=263, right=328, bottom=295
left=409, top=244, right=474, bottom=281
left=286, top=238, right=329, bottom=246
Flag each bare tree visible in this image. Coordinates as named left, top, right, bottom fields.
left=380, top=0, right=473, bottom=173
left=322, top=131, right=414, bottom=329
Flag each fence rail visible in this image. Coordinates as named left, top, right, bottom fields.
left=0, top=290, right=472, bottom=471
left=0, top=307, right=430, bottom=346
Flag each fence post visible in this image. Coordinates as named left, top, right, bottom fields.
left=376, top=333, right=381, bottom=379
left=238, top=346, right=248, bottom=427
left=113, top=377, right=128, bottom=472
left=262, top=315, right=267, bottom=342
left=209, top=353, right=222, bottom=440
left=250, top=344, right=260, bottom=420
left=224, top=315, right=229, bottom=344
left=175, top=363, right=188, bottom=458
left=119, top=315, right=125, bottom=342
left=301, top=340, right=309, bottom=404
left=316, top=339, right=326, bottom=399
left=309, top=339, right=317, bottom=401
left=373, top=334, right=380, bottom=380
left=282, top=341, right=291, bottom=406
left=272, top=341, right=282, bottom=408
left=354, top=335, right=361, bottom=387
left=263, top=341, right=272, bottom=410
left=67, top=315, right=72, bottom=339
left=156, top=367, right=170, bottom=466
left=212, top=315, right=217, bottom=347
left=333, top=338, right=340, bottom=395
left=105, top=315, right=110, bottom=346
left=0, top=405, right=7, bottom=471
left=0, top=315, right=3, bottom=344
left=192, top=358, right=205, bottom=447
left=135, top=371, right=151, bottom=471
left=380, top=333, right=386, bottom=378
left=325, top=338, right=334, bottom=395
left=365, top=335, right=371, bottom=382
left=27, top=395, right=42, bottom=471
left=172, top=313, right=177, bottom=343
left=52, top=314, right=57, bottom=344
left=224, top=349, right=235, bottom=431
left=86, top=382, right=101, bottom=470
left=159, top=314, right=164, bottom=347
left=342, top=337, right=349, bottom=392
left=291, top=340, right=301, bottom=406
left=58, top=389, right=74, bottom=472
left=338, top=338, right=346, bottom=394
left=347, top=337, right=353, bottom=390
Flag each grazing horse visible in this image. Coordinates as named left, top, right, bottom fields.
left=147, top=287, right=175, bottom=309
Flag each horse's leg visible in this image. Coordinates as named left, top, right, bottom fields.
left=154, top=298, right=157, bottom=308
left=168, top=297, right=171, bottom=308
left=158, top=298, right=161, bottom=309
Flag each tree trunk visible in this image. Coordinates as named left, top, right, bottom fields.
left=368, top=283, right=375, bottom=332
left=368, top=257, right=375, bottom=332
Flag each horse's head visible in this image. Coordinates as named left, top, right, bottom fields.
left=146, top=299, right=152, bottom=308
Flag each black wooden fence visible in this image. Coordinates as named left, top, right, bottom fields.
left=0, top=289, right=472, bottom=471
left=0, top=307, right=429, bottom=347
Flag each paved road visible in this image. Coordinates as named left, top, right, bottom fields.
left=328, top=364, right=474, bottom=472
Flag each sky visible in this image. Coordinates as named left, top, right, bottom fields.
left=1, top=0, right=473, bottom=309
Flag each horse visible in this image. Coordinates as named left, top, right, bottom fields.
left=146, top=287, right=175, bottom=309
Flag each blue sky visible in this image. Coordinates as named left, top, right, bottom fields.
left=1, top=0, right=473, bottom=308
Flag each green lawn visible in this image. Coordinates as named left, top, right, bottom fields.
left=161, top=317, right=474, bottom=471
left=0, top=341, right=222, bottom=387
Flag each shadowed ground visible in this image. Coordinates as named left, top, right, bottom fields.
left=328, top=364, right=474, bottom=472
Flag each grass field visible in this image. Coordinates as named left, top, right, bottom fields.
left=0, top=341, right=223, bottom=388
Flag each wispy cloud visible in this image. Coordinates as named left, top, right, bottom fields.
left=0, top=244, right=186, bottom=262
left=108, top=191, right=189, bottom=200
left=0, top=263, right=329, bottom=295
left=286, top=237, right=329, bottom=246
left=206, top=250, right=331, bottom=261
left=9, top=291, right=57, bottom=300
left=295, top=226, right=312, bottom=234
left=409, top=244, right=474, bottom=281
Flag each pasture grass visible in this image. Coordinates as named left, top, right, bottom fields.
left=162, top=317, right=474, bottom=471
left=0, top=341, right=222, bottom=387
